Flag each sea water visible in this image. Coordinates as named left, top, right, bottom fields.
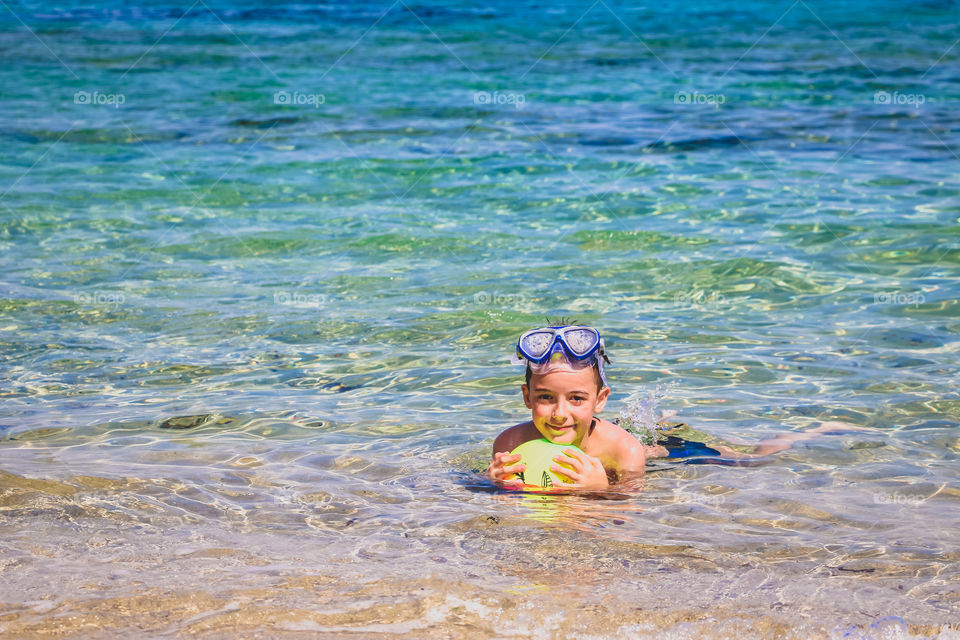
left=1, top=1, right=958, bottom=637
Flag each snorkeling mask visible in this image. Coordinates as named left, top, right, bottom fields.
left=511, top=325, right=610, bottom=386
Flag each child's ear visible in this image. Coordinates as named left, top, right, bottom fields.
left=593, top=386, right=611, bottom=413
left=521, top=384, right=533, bottom=409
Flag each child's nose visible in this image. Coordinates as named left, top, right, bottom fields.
left=553, top=400, right=572, bottom=419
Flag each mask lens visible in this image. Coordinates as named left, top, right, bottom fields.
left=562, top=328, right=598, bottom=355
left=520, top=331, right=556, bottom=359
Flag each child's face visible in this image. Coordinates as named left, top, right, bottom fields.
left=521, top=366, right=610, bottom=447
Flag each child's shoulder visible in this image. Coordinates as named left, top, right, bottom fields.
left=586, top=417, right=650, bottom=472
left=592, top=416, right=634, bottom=440
left=589, top=417, right=645, bottom=454
left=491, top=421, right=538, bottom=454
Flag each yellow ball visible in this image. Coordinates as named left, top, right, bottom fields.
left=510, top=439, right=582, bottom=488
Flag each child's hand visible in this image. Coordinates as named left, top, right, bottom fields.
left=488, top=452, right=525, bottom=486
left=552, top=449, right=608, bottom=490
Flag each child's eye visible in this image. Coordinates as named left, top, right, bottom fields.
left=537, top=394, right=553, bottom=400
left=572, top=396, right=586, bottom=403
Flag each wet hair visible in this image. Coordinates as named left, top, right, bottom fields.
left=525, top=361, right=606, bottom=392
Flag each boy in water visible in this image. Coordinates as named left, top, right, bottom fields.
left=488, top=325, right=853, bottom=489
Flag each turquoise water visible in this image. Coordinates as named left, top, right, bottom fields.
left=1, top=1, right=958, bottom=637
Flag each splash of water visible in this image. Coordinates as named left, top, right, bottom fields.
left=617, top=384, right=673, bottom=445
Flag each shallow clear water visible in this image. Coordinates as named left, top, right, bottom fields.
left=1, top=1, right=959, bottom=637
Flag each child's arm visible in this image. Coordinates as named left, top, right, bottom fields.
left=487, top=423, right=530, bottom=486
